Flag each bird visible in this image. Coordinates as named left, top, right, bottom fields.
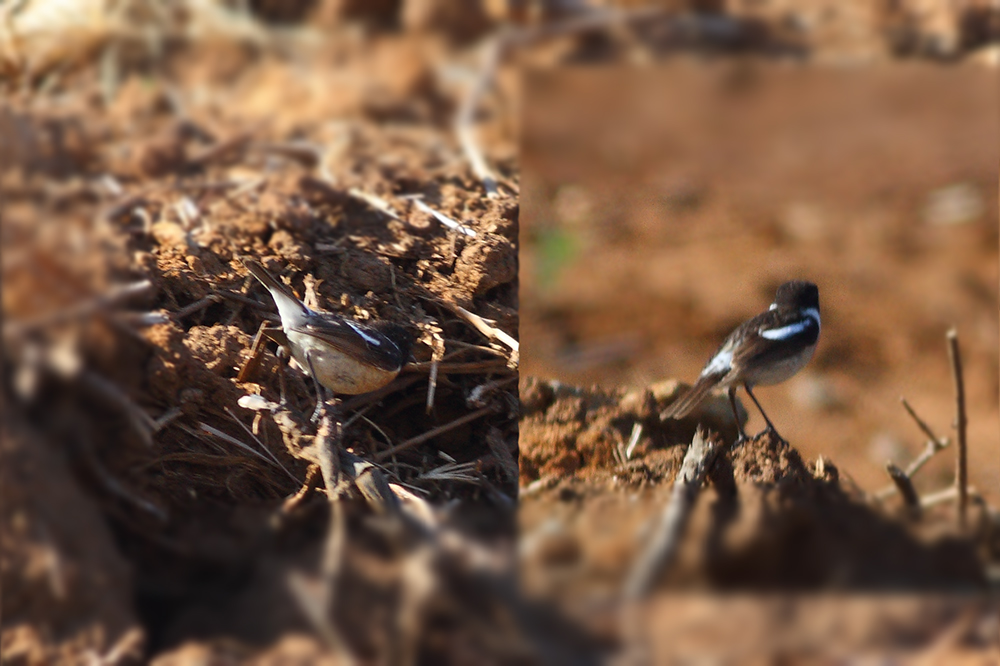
left=241, top=258, right=413, bottom=404
left=660, top=280, right=820, bottom=443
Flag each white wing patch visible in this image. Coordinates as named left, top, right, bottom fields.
left=760, top=307, right=820, bottom=341
left=346, top=320, right=382, bottom=346
left=701, top=348, right=733, bottom=376
left=804, top=307, right=820, bottom=331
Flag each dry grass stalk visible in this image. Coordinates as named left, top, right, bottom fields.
left=946, top=328, right=968, bottom=530
left=623, top=427, right=721, bottom=601
left=885, top=462, right=922, bottom=519
left=375, top=404, right=497, bottom=461
left=874, top=397, right=951, bottom=501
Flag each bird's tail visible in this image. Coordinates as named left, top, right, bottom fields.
left=241, top=257, right=309, bottom=319
left=660, top=373, right=725, bottom=420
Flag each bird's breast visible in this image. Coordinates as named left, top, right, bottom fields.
left=743, top=343, right=816, bottom=387
left=288, top=331, right=401, bottom=394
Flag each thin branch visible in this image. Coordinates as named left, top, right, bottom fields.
left=223, top=406, right=299, bottom=484
left=80, top=371, right=156, bottom=447
left=623, top=427, right=721, bottom=601
left=4, top=280, right=153, bottom=338
left=625, top=422, right=643, bottom=461
left=194, top=421, right=294, bottom=480
left=874, top=398, right=951, bottom=501
left=921, top=484, right=981, bottom=509
left=172, top=294, right=222, bottom=320
left=900, top=396, right=947, bottom=451
left=311, top=409, right=357, bottom=665
left=408, top=197, right=477, bottom=238
left=455, top=34, right=504, bottom=198
left=884, top=462, right=922, bottom=519
left=404, top=359, right=513, bottom=374
left=417, top=461, right=481, bottom=484
left=450, top=304, right=519, bottom=355
left=947, top=328, right=968, bottom=530
left=346, top=187, right=402, bottom=220
left=375, top=405, right=496, bottom=461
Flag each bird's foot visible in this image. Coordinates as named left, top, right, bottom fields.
left=310, top=399, right=326, bottom=424
left=758, top=425, right=787, bottom=446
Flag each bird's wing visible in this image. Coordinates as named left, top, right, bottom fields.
left=292, top=314, right=407, bottom=371
left=731, top=309, right=818, bottom=371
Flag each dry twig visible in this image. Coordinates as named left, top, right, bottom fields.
left=885, top=462, right=922, bottom=519
left=449, top=304, right=519, bottom=360
left=375, top=405, right=497, bottom=461
left=623, top=427, right=721, bottom=600
left=456, top=34, right=504, bottom=199
left=409, top=197, right=477, bottom=238
left=4, top=280, right=153, bottom=338
left=311, top=409, right=356, bottom=664
left=946, top=328, right=968, bottom=530
left=874, top=397, right=950, bottom=501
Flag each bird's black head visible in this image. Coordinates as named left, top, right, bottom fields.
left=773, top=280, right=819, bottom=311
left=373, top=321, right=416, bottom=363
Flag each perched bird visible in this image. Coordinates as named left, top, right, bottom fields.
left=241, top=258, right=413, bottom=399
left=660, top=280, right=820, bottom=443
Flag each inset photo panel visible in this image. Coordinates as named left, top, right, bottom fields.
left=519, top=58, right=999, bottom=650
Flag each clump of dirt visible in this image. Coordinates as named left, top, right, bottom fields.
left=518, top=376, right=743, bottom=483
left=703, top=433, right=984, bottom=589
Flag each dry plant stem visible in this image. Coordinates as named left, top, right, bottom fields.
left=346, top=187, right=401, bottom=220
left=450, top=304, right=519, bottom=355
left=80, top=370, right=156, bottom=447
left=313, top=409, right=356, bottom=666
left=405, top=359, right=512, bottom=374
left=885, top=462, right=922, bottom=519
left=78, top=436, right=168, bottom=522
left=508, top=6, right=668, bottom=47
left=921, top=484, right=981, bottom=509
left=411, top=198, right=476, bottom=237
left=93, top=627, right=145, bottom=666
left=4, top=279, right=153, bottom=338
left=947, top=328, right=968, bottom=530
left=375, top=405, right=497, bottom=461
left=187, top=131, right=252, bottom=168
left=217, top=289, right=276, bottom=311
left=171, top=294, right=222, bottom=320
left=236, top=321, right=272, bottom=382
left=456, top=34, right=504, bottom=198
left=874, top=397, right=950, bottom=501
left=900, top=396, right=948, bottom=456
left=623, top=427, right=721, bottom=601
left=195, top=421, right=297, bottom=482
left=223, top=406, right=299, bottom=483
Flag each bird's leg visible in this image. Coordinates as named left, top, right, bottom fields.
left=743, top=383, right=786, bottom=444
left=728, top=386, right=748, bottom=445
left=304, top=351, right=330, bottom=423
left=276, top=345, right=289, bottom=407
